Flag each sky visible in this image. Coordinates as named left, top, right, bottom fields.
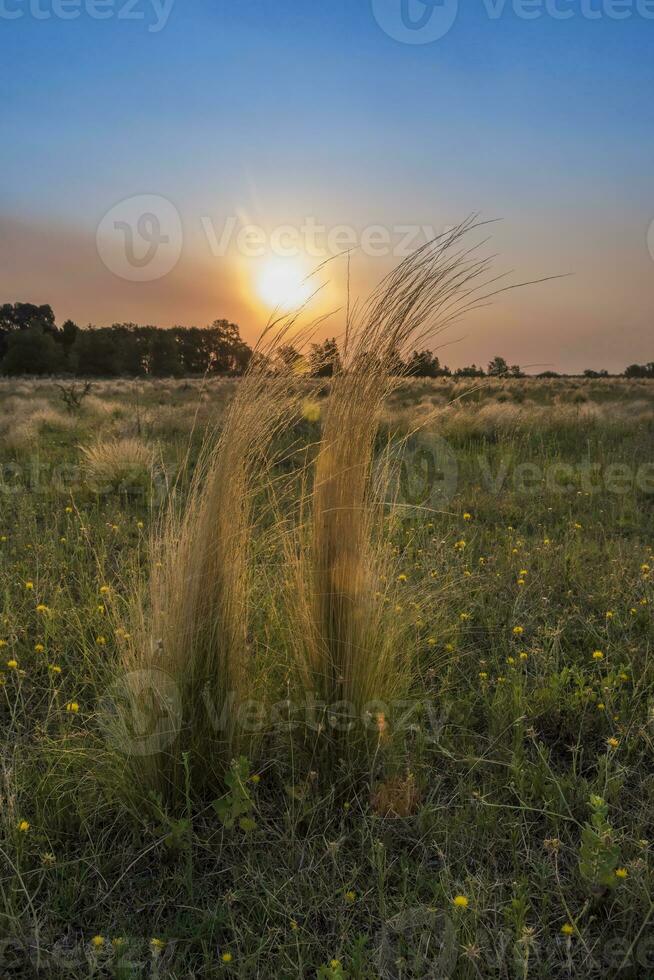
left=1, top=0, right=653, bottom=373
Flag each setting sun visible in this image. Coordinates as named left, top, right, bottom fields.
left=255, top=258, right=313, bottom=311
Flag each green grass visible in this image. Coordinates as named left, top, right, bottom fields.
left=0, top=376, right=653, bottom=978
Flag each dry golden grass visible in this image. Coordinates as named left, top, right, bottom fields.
left=112, top=332, right=310, bottom=800
left=79, top=436, right=155, bottom=493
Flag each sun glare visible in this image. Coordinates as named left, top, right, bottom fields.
left=255, top=258, right=313, bottom=310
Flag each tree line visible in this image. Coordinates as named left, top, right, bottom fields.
left=0, top=303, right=651, bottom=380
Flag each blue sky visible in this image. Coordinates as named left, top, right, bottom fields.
left=2, top=0, right=653, bottom=371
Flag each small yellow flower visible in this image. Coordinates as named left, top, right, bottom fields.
left=49, top=665, right=62, bottom=674
left=65, top=506, right=73, bottom=514
left=96, top=636, right=106, bottom=646
left=250, top=774, right=260, bottom=784
left=7, top=659, right=18, bottom=669
left=66, top=701, right=79, bottom=713
left=136, top=521, right=144, bottom=529
left=91, top=936, right=104, bottom=949
left=463, top=512, right=472, bottom=521
left=34, top=643, right=45, bottom=653
left=0, top=640, right=6, bottom=648
left=99, top=585, right=110, bottom=595
left=25, top=581, right=34, bottom=590
left=459, top=612, right=470, bottom=621
left=397, top=574, right=407, bottom=583
left=221, top=951, right=233, bottom=963
left=290, top=919, right=299, bottom=931
left=345, top=890, right=356, bottom=904
left=479, top=671, right=488, bottom=680
left=561, top=923, right=575, bottom=936
left=454, top=540, right=466, bottom=551
left=330, top=962, right=341, bottom=971
left=453, top=895, right=469, bottom=908
left=150, top=938, right=165, bottom=951
left=607, top=737, right=620, bottom=748
left=605, top=611, right=614, bottom=620
left=427, top=637, right=437, bottom=647
left=615, top=867, right=628, bottom=879
left=597, top=702, right=605, bottom=711
left=36, top=604, right=49, bottom=615
left=519, top=652, right=529, bottom=661
left=17, top=820, right=29, bottom=833
left=592, top=650, right=604, bottom=661
left=512, top=626, right=524, bottom=636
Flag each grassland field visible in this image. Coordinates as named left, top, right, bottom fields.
left=0, top=375, right=653, bottom=979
